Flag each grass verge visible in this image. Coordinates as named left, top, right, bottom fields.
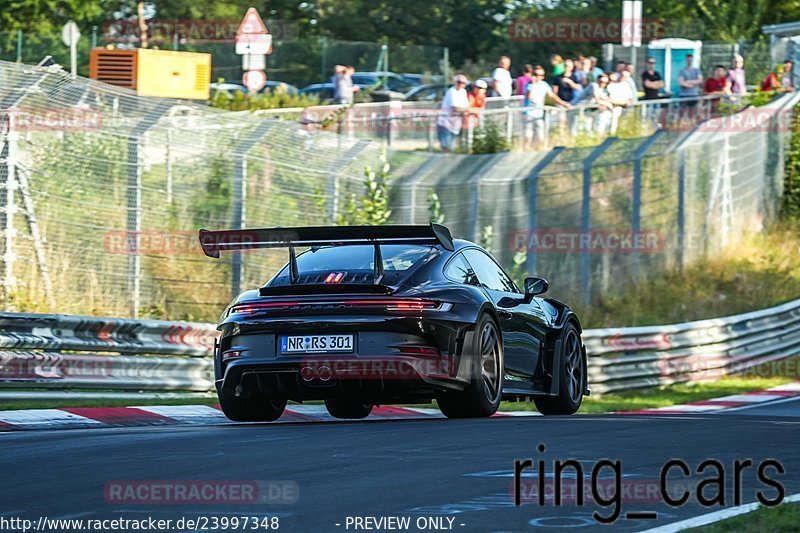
left=688, top=502, right=800, bottom=532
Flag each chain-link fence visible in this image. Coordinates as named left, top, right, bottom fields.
left=0, top=60, right=795, bottom=321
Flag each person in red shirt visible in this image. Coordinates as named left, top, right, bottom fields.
left=704, top=65, right=731, bottom=95
left=465, top=79, right=487, bottom=131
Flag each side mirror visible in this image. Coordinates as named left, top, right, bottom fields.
left=524, top=277, right=549, bottom=301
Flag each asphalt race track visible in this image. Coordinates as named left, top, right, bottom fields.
left=1, top=399, right=798, bottom=532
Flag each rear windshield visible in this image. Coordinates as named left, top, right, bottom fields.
left=268, top=244, right=436, bottom=286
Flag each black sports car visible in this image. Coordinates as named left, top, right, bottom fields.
left=199, top=224, right=588, bottom=421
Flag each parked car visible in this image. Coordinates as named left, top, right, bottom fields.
left=210, top=81, right=299, bottom=96
left=299, top=83, right=336, bottom=103
left=404, top=83, right=448, bottom=102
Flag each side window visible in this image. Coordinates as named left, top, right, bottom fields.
left=462, top=249, right=518, bottom=293
left=444, top=254, right=479, bottom=286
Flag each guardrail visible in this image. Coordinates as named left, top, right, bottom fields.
left=0, top=313, right=217, bottom=393
left=1, top=299, right=798, bottom=398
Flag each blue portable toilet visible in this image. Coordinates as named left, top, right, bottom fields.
left=647, top=39, right=703, bottom=97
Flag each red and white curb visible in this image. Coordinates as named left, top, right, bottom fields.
left=619, top=381, right=800, bottom=415
left=0, top=404, right=539, bottom=432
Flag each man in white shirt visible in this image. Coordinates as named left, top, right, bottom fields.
left=523, top=65, right=571, bottom=151
left=437, top=74, right=470, bottom=153
left=492, top=56, right=513, bottom=98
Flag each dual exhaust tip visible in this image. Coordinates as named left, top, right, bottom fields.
left=300, top=365, right=332, bottom=382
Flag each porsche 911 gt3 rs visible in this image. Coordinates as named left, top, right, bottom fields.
left=199, top=224, right=588, bottom=421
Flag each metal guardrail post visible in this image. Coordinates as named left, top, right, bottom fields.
left=126, top=103, right=170, bottom=319
left=231, top=121, right=277, bottom=300
left=326, top=140, right=370, bottom=223
left=631, top=129, right=665, bottom=281
left=525, top=147, right=565, bottom=276
left=581, top=137, right=617, bottom=307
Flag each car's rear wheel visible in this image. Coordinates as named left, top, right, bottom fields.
left=324, top=398, right=374, bottom=419
left=436, top=314, right=504, bottom=418
left=534, top=323, right=585, bottom=415
left=218, top=388, right=287, bottom=422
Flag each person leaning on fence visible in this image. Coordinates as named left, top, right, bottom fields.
left=782, top=60, right=794, bottom=91
left=678, top=53, right=703, bottom=120
left=523, top=65, right=572, bottom=152
left=606, top=72, right=631, bottom=134
left=437, top=74, right=470, bottom=153
left=704, top=65, right=732, bottom=115
left=464, top=79, right=488, bottom=132
left=728, top=54, right=747, bottom=96
left=591, top=74, right=616, bottom=135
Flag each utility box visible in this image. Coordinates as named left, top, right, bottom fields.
left=89, top=48, right=211, bottom=100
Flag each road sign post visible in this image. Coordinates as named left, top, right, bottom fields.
left=236, top=7, right=272, bottom=92
left=61, top=21, right=81, bottom=78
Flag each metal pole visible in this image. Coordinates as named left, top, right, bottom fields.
left=16, top=30, right=22, bottom=63
left=525, top=147, right=565, bottom=276
left=166, top=128, right=173, bottom=204
left=631, top=129, right=665, bottom=280
left=91, top=26, right=97, bottom=49
left=69, top=26, right=78, bottom=78
left=321, top=37, right=328, bottom=84
left=443, top=48, right=449, bottom=85
left=580, top=137, right=617, bottom=307
left=677, top=149, right=686, bottom=271
left=126, top=135, right=142, bottom=318
left=2, top=129, right=18, bottom=304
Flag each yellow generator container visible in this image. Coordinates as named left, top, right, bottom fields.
left=89, top=48, right=211, bottom=100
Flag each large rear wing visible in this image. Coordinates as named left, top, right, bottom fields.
left=198, top=224, right=454, bottom=258
left=198, top=224, right=454, bottom=286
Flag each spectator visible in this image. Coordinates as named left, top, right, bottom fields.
left=515, top=65, right=534, bottom=96
left=465, top=79, right=487, bottom=131
left=468, top=79, right=488, bottom=109
left=590, top=56, right=605, bottom=80
left=553, top=58, right=580, bottom=103
left=332, top=65, right=346, bottom=102
left=615, top=61, right=627, bottom=74
left=437, top=74, right=470, bottom=153
left=591, top=74, right=617, bottom=134
left=624, top=63, right=639, bottom=102
left=761, top=66, right=783, bottom=92
left=338, top=66, right=359, bottom=105
left=678, top=53, right=703, bottom=118
left=641, top=57, right=664, bottom=100
left=492, top=56, right=513, bottom=98
left=551, top=54, right=565, bottom=78
left=782, top=60, right=794, bottom=90
left=609, top=72, right=633, bottom=107
left=705, top=65, right=732, bottom=95
left=728, top=54, right=747, bottom=95
left=523, top=65, right=571, bottom=151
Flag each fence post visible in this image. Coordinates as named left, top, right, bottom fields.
left=320, top=37, right=328, bottom=84
left=326, top=140, right=370, bottom=224
left=525, top=147, right=565, bottom=276
left=126, top=103, right=170, bottom=318
left=677, top=148, right=686, bottom=271
left=581, top=137, right=617, bottom=307
left=443, top=48, right=449, bottom=87
left=91, top=26, right=97, bottom=49
left=631, top=129, right=665, bottom=281
left=231, top=121, right=277, bottom=299
left=16, top=30, right=22, bottom=63
left=165, top=128, right=173, bottom=204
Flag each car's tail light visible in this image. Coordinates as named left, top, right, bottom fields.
left=228, top=299, right=449, bottom=316
left=221, top=350, right=243, bottom=361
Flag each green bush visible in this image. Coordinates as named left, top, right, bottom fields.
left=471, top=120, right=510, bottom=154
left=783, top=103, right=800, bottom=219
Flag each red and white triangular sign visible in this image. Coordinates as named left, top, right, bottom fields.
left=237, top=7, right=268, bottom=36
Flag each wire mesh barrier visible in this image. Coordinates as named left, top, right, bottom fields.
left=1, top=298, right=797, bottom=397
left=0, top=60, right=796, bottom=321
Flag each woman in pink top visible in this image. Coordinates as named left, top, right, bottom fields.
left=727, top=54, right=747, bottom=95
left=515, top=64, right=534, bottom=96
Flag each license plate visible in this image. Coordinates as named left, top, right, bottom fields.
left=280, top=334, right=354, bottom=354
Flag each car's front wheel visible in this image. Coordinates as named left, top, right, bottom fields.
left=324, top=398, right=374, bottom=419
left=218, top=387, right=287, bottom=422
left=534, top=323, right=585, bottom=415
left=436, top=314, right=504, bottom=418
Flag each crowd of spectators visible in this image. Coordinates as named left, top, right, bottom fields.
left=437, top=52, right=795, bottom=152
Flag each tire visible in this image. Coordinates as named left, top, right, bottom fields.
left=534, top=322, right=585, bottom=415
left=218, top=387, right=287, bottom=422
left=436, top=313, right=504, bottom=418
left=324, top=398, right=374, bottom=419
